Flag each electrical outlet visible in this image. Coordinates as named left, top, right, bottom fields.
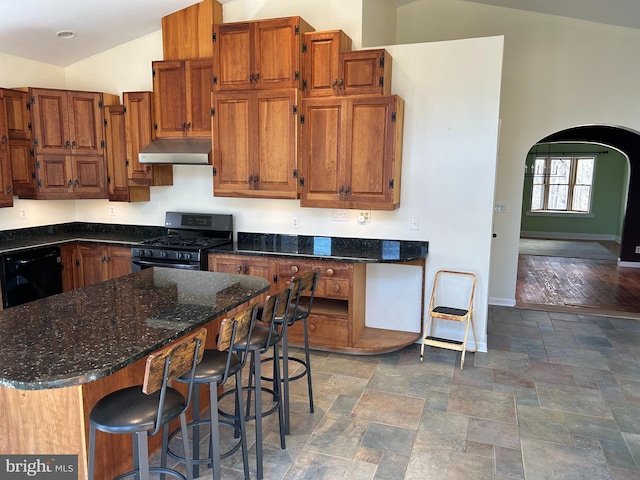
left=291, top=216, right=299, bottom=228
left=358, top=211, right=371, bottom=223
left=109, top=206, right=116, bottom=216
left=332, top=209, right=349, bottom=222
left=635, top=246, right=640, bottom=254
left=20, top=208, right=27, bottom=219
left=410, top=217, right=419, bottom=230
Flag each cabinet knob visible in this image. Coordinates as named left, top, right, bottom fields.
left=6, top=185, right=12, bottom=194
left=308, top=323, right=316, bottom=332
left=71, top=140, right=76, bottom=149
left=1, top=135, right=6, bottom=144
left=326, top=268, right=334, bottom=277
left=290, top=265, right=299, bottom=273
left=332, top=283, right=340, bottom=293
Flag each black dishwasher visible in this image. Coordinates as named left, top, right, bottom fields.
left=1, top=246, right=63, bottom=309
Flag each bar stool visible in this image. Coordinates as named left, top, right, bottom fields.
left=263, top=269, right=320, bottom=434
left=87, top=327, right=207, bottom=480
left=219, top=286, right=292, bottom=479
left=170, top=307, right=256, bottom=480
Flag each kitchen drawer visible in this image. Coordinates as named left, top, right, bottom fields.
left=278, top=259, right=351, bottom=299
left=287, top=313, right=348, bottom=348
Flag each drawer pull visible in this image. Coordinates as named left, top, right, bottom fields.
left=308, top=323, right=317, bottom=332
left=290, top=265, right=299, bottom=273
left=332, top=284, right=340, bottom=293
left=326, top=268, right=334, bottom=277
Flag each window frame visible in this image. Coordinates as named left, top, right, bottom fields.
left=528, top=155, right=596, bottom=215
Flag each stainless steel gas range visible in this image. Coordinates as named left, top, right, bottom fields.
left=131, top=212, right=233, bottom=271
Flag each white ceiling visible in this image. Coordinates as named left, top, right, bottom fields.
left=1, top=0, right=639, bottom=67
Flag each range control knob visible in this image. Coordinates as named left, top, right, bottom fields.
left=160, top=251, right=168, bottom=258
left=145, top=250, right=153, bottom=257
left=184, top=252, right=192, bottom=260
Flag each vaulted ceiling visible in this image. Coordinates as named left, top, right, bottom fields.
left=1, top=0, right=638, bottom=67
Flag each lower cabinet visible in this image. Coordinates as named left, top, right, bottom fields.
left=208, top=252, right=420, bottom=354
left=61, top=243, right=132, bottom=290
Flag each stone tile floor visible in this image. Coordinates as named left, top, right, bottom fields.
left=160, top=305, right=640, bottom=479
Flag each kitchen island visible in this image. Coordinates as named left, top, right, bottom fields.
left=0, top=267, right=270, bottom=480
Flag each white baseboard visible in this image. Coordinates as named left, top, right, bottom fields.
left=489, top=297, right=516, bottom=307
left=520, top=231, right=620, bottom=242
left=619, top=261, right=640, bottom=268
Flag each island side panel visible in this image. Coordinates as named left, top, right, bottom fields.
left=0, top=385, right=88, bottom=480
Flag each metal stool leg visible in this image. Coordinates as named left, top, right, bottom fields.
left=302, top=316, right=314, bottom=414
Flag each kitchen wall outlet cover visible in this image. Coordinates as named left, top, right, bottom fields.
left=358, top=211, right=371, bottom=223
left=109, top=206, right=116, bottom=216
left=332, top=210, right=349, bottom=222
left=292, top=216, right=299, bottom=228
left=20, top=209, right=27, bottom=219
left=410, top=217, right=419, bottom=230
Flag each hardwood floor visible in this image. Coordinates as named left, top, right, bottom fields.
left=516, top=241, right=640, bottom=318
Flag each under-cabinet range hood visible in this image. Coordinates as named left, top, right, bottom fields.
left=138, top=138, right=212, bottom=165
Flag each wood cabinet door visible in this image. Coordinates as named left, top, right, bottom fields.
left=3, top=89, right=31, bottom=141
left=36, top=154, right=72, bottom=197
left=303, top=30, right=352, bottom=97
left=254, top=89, right=299, bottom=198
left=345, top=96, right=396, bottom=207
left=212, top=92, right=252, bottom=195
left=124, top=91, right=154, bottom=185
left=254, top=17, right=303, bottom=90
left=213, top=22, right=254, bottom=91
left=60, top=244, right=78, bottom=292
left=339, top=49, right=392, bottom=96
left=72, top=155, right=107, bottom=198
left=67, top=91, right=104, bottom=156
left=9, top=140, right=36, bottom=198
left=152, top=61, right=186, bottom=137
left=76, top=244, right=106, bottom=288
left=105, top=246, right=132, bottom=280
left=0, top=91, right=8, bottom=153
left=185, top=59, right=214, bottom=137
left=104, top=105, right=129, bottom=201
left=209, top=254, right=244, bottom=274
left=30, top=89, right=70, bottom=155
left=300, top=97, right=345, bottom=207
left=0, top=152, right=12, bottom=207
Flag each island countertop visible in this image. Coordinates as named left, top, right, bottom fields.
left=0, top=267, right=269, bottom=390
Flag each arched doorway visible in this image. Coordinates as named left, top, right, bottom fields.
left=516, top=125, right=640, bottom=317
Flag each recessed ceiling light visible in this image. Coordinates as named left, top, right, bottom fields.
left=55, top=30, right=77, bottom=40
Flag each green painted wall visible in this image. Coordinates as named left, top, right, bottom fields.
left=520, top=143, right=628, bottom=238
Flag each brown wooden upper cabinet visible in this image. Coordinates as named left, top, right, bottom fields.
left=213, top=17, right=314, bottom=92
left=161, top=0, right=223, bottom=60
left=302, top=30, right=352, bottom=97
left=152, top=59, right=214, bottom=138
left=300, top=95, right=404, bottom=210
left=338, top=49, right=392, bottom=96
left=2, top=89, right=35, bottom=198
left=123, top=91, right=173, bottom=190
left=212, top=89, right=300, bottom=199
left=0, top=91, right=12, bottom=208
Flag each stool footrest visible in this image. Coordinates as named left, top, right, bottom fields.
left=424, top=336, right=464, bottom=351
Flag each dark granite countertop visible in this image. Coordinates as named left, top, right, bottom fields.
left=0, top=268, right=269, bottom=390
left=211, top=233, right=428, bottom=263
left=0, top=222, right=166, bottom=254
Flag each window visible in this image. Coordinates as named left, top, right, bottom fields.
left=530, top=156, right=595, bottom=213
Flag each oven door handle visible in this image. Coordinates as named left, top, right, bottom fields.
left=132, top=259, right=201, bottom=270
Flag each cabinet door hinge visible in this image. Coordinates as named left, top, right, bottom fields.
left=33, top=138, right=38, bottom=146
left=302, top=43, right=307, bottom=53
left=302, top=79, right=307, bottom=90
left=30, top=96, right=35, bottom=105
left=299, top=114, right=305, bottom=124
left=380, top=56, right=385, bottom=68
left=300, top=177, right=305, bottom=187
left=104, top=119, right=108, bottom=126
left=35, top=160, right=40, bottom=169
left=107, top=175, right=111, bottom=184
left=213, top=76, right=218, bottom=85
left=293, top=169, right=298, bottom=178
left=98, top=100, right=103, bottom=109
left=37, top=179, right=42, bottom=188
left=29, top=149, right=34, bottom=157
left=292, top=105, right=298, bottom=115
left=125, top=159, right=130, bottom=167
left=389, top=179, right=394, bottom=188
left=123, top=106, right=127, bottom=114
left=75, top=259, right=80, bottom=267
left=295, top=71, right=300, bottom=81
left=152, top=69, right=156, bottom=77
left=212, top=167, right=217, bottom=177
left=100, top=140, right=105, bottom=148
left=295, top=25, right=300, bottom=35
left=212, top=32, right=216, bottom=42
left=26, top=101, right=31, bottom=111
left=273, top=274, right=278, bottom=284
left=391, top=112, right=397, bottom=122
left=28, top=122, right=32, bottom=131
left=211, top=108, right=215, bottom=117
left=379, top=77, right=384, bottom=87
left=153, top=123, right=158, bottom=131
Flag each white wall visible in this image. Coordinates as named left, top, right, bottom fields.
left=396, top=0, right=640, bottom=305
